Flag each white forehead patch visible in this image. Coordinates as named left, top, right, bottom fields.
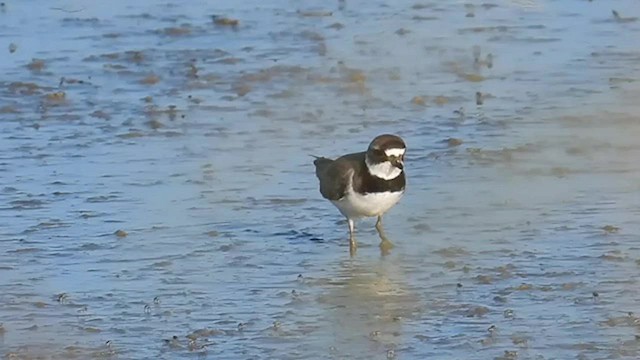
left=385, top=148, right=405, bottom=157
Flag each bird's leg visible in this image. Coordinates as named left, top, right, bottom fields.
left=375, top=215, right=389, bottom=241
left=376, top=215, right=394, bottom=253
left=348, top=218, right=357, bottom=256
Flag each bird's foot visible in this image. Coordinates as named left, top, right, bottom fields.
left=379, top=238, right=394, bottom=256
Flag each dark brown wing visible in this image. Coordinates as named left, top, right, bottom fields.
left=313, top=152, right=364, bottom=200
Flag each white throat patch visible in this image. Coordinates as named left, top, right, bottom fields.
left=365, top=156, right=402, bottom=180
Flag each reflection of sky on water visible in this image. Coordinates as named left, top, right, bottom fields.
left=1, top=0, right=640, bottom=358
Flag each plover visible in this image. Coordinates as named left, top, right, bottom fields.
left=313, top=134, right=406, bottom=254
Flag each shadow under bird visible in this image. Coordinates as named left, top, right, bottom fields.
left=313, top=134, right=406, bottom=254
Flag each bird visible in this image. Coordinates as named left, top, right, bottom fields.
left=313, top=134, right=406, bottom=254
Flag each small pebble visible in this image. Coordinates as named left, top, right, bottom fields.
left=164, top=335, right=181, bottom=348
left=447, top=138, right=463, bottom=147
left=45, top=91, right=66, bottom=102
left=453, top=107, right=465, bottom=117
left=473, top=45, right=482, bottom=63
left=612, top=10, right=621, bottom=20
left=212, top=16, right=239, bottom=27
left=493, top=295, right=507, bottom=303
left=411, top=96, right=426, bottom=106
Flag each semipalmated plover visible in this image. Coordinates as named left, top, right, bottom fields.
left=313, top=134, right=406, bottom=254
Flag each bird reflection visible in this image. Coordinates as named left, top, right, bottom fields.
left=314, top=256, right=420, bottom=358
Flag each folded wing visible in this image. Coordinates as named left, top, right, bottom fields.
left=313, top=156, right=353, bottom=201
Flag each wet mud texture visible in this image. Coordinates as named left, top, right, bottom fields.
left=1, top=0, right=640, bottom=359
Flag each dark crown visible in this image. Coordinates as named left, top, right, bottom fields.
left=368, top=134, right=406, bottom=151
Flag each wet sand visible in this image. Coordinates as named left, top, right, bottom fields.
left=1, top=0, right=640, bottom=359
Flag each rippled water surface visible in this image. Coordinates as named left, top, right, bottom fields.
left=2, top=0, right=640, bottom=358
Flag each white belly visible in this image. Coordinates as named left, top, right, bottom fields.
left=331, top=190, right=404, bottom=219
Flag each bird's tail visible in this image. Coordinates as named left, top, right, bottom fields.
left=310, top=155, right=331, bottom=165
left=310, top=155, right=333, bottom=176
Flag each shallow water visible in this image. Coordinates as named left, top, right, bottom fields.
left=1, top=0, right=640, bottom=358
